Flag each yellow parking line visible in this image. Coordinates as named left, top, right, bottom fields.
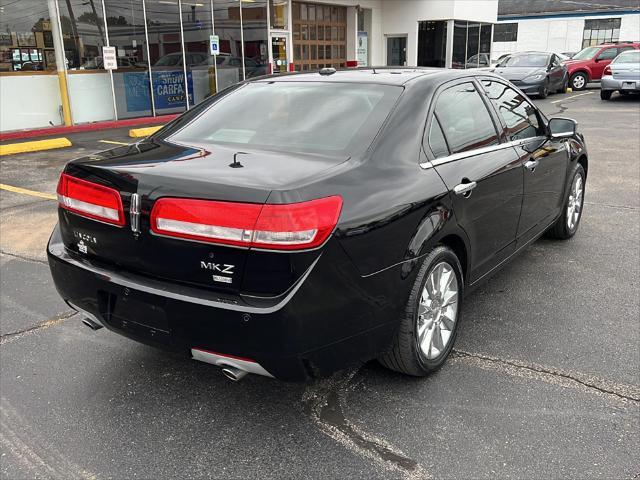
left=0, top=183, right=57, bottom=201
left=99, top=140, right=130, bottom=146
left=0, top=137, right=72, bottom=156
left=129, top=125, right=163, bottom=138
left=551, top=91, right=594, bottom=104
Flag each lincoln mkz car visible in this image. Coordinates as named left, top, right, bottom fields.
left=48, top=68, right=588, bottom=382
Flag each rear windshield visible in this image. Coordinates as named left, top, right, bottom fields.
left=498, top=53, right=549, bottom=67
left=168, top=81, right=402, bottom=157
left=613, top=50, right=640, bottom=64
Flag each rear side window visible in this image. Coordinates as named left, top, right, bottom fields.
left=482, top=80, right=545, bottom=141
left=434, top=82, right=498, bottom=154
left=427, top=116, right=449, bottom=158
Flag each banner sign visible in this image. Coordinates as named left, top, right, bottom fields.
left=124, top=70, right=194, bottom=112
left=357, top=32, right=368, bottom=67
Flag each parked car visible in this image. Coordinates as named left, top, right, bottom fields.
left=153, top=52, right=210, bottom=67
left=563, top=42, right=640, bottom=90
left=600, top=49, right=640, bottom=100
left=561, top=52, right=576, bottom=59
left=493, top=51, right=568, bottom=98
left=48, top=68, right=588, bottom=382
left=216, top=54, right=268, bottom=78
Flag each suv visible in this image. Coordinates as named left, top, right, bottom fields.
left=564, top=42, right=639, bottom=90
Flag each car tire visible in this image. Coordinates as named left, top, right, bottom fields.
left=570, top=72, right=588, bottom=91
left=538, top=80, right=549, bottom=99
left=547, top=163, right=586, bottom=240
left=600, top=90, right=613, bottom=100
left=557, top=78, right=568, bottom=94
left=378, top=245, right=463, bottom=376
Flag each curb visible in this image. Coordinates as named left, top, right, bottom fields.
left=0, top=114, right=179, bottom=142
left=129, top=125, right=164, bottom=138
left=0, top=137, right=72, bottom=156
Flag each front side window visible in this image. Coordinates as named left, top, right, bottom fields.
left=482, top=80, right=544, bottom=141
left=434, top=82, right=498, bottom=154
left=168, top=82, right=402, bottom=157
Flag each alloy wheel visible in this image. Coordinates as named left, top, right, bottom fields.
left=572, top=75, right=586, bottom=89
left=417, top=262, right=459, bottom=360
left=567, top=173, right=583, bottom=230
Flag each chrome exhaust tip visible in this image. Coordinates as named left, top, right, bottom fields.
left=81, top=317, right=103, bottom=331
left=221, top=365, right=248, bottom=382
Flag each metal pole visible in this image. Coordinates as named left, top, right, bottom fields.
left=142, top=0, right=156, bottom=116
left=48, top=0, right=72, bottom=125
left=100, top=0, right=118, bottom=120
left=178, top=0, right=190, bottom=109
left=239, top=0, right=246, bottom=81
left=211, top=0, right=218, bottom=93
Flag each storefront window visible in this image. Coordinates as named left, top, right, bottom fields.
left=270, top=0, right=288, bottom=30
left=451, top=21, right=467, bottom=69
left=0, top=2, right=55, bottom=71
left=181, top=0, right=215, bottom=106
left=242, top=0, right=268, bottom=78
left=417, top=21, right=447, bottom=68
left=57, top=0, right=106, bottom=70
left=105, top=0, right=152, bottom=119
left=213, top=0, right=244, bottom=89
left=451, top=21, right=493, bottom=69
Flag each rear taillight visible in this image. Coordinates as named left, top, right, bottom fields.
left=56, top=173, right=125, bottom=226
left=151, top=196, right=342, bottom=250
left=603, top=65, right=612, bottom=75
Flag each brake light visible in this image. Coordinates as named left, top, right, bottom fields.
left=603, top=65, right=612, bottom=75
left=151, top=196, right=342, bottom=250
left=56, top=173, right=125, bottom=226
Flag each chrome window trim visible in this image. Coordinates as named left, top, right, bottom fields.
left=420, top=135, right=548, bottom=169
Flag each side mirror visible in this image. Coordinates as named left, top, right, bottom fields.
left=548, top=118, right=577, bottom=139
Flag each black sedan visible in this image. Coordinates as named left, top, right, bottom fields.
left=48, top=68, right=588, bottom=381
left=493, top=52, right=569, bottom=98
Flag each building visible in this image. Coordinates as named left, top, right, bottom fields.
left=492, top=0, right=640, bottom=58
left=0, top=0, right=498, bottom=133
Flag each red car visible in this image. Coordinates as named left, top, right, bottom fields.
left=564, top=42, right=639, bottom=90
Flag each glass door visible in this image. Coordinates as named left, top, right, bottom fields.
left=271, top=35, right=288, bottom=73
left=387, top=37, right=406, bottom=66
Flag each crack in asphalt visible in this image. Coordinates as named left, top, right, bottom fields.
left=452, top=349, right=640, bottom=404
left=0, top=311, right=77, bottom=346
left=584, top=201, right=639, bottom=211
left=302, top=368, right=430, bottom=480
left=0, top=250, right=48, bottom=265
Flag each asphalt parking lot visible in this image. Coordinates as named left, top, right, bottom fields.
left=1, top=88, right=638, bottom=479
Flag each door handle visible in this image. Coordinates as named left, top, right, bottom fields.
left=453, top=181, right=477, bottom=197
left=524, top=159, right=539, bottom=172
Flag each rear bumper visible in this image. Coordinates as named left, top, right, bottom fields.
left=601, top=75, right=640, bottom=91
left=47, top=225, right=407, bottom=381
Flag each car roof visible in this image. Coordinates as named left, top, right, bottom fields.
left=255, top=67, right=460, bottom=86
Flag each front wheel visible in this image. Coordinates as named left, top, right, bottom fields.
left=538, top=80, right=549, bottom=99
left=557, top=78, right=568, bottom=94
left=378, top=246, right=463, bottom=376
left=600, top=89, right=613, bottom=100
left=547, top=164, right=586, bottom=239
left=571, top=72, right=588, bottom=91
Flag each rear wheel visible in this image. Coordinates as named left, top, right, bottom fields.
left=547, top=164, right=586, bottom=239
left=378, top=246, right=463, bottom=376
left=570, top=72, right=588, bottom=91
left=600, top=89, right=613, bottom=100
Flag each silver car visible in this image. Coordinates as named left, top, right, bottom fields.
left=601, top=50, right=640, bottom=100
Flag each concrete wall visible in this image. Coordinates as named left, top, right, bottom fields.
left=0, top=75, right=63, bottom=131
left=492, top=13, right=640, bottom=59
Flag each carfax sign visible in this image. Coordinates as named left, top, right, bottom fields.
left=124, top=70, right=194, bottom=112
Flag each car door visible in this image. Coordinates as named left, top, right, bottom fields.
left=424, top=80, right=524, bottom=283
left=548, top=54, right=565, bottom=89
left=592, top=47, right=618, bottom=79
left=481, top=79, right=568, bottom=246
